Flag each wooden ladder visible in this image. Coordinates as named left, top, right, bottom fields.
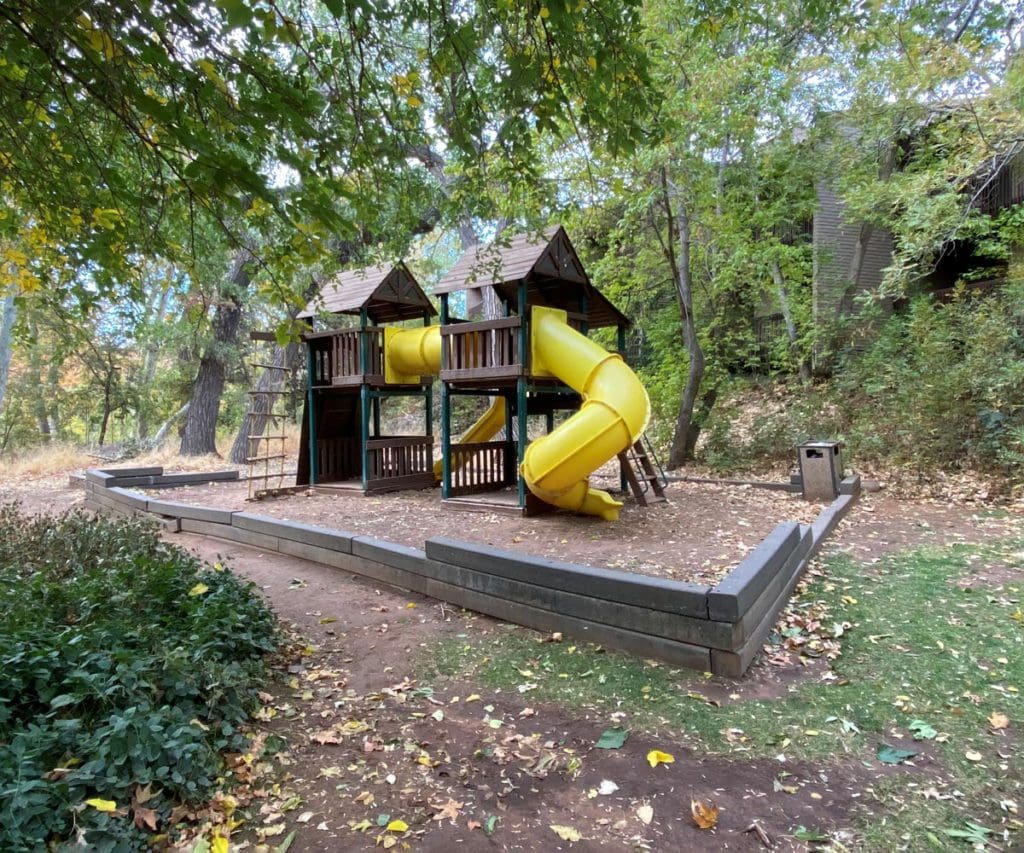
left=617, top=435, right=667, bottom=506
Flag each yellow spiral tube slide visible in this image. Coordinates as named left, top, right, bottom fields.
left=520, top=306, right=650, bottom=521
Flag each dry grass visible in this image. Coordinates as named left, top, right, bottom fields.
left=0, top=422, right=304, bottom=484
left=0, top=444, right=94, bottom=480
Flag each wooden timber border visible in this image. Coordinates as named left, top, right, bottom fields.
left=79, top=467, right=861, bottom=677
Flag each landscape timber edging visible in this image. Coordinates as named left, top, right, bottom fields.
left=81, top=466, right=861, bottom=677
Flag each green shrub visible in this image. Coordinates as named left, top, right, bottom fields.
left=0, top=506, right=279, bottom=851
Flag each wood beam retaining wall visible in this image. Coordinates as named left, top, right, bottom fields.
left=80, top=467, right=861, bottom=677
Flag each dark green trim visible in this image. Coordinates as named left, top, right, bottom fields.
left=516, top=376, right=528, bottom=507
left=360, top=385, right=370, bottom=490
left=440, top=294, right=450, bottom=499
left=305, top=347, right=318, bottom=485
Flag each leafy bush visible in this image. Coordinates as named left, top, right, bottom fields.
left=0, top=507, right=279, bottom=851
left=699, top=284, right=1024, bottom=481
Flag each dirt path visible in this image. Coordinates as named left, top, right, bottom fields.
left=6, top=476, right=1023, bottom=850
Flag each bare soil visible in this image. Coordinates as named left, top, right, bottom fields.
left=138, top=478, right=824, bottom=587
left=5, top=473, right=1023, bottom=851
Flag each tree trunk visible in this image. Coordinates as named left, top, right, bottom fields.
left=661, top=168, right=705, bottom=469
left=0, top=292, right=16, bottom=412
left=769, top=260, right=811, bottom=383
left=27, top=319, right=51, bottom=442
left=152, top=402, right=189, bottom=448
left=137, top=279, right=172, bottom=440
left=179, top=252, right=249, bottom=456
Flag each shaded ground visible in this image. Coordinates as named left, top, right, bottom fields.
left=4, top=473, right=1023, bottom=850
left=141, top=478, right=824, bottom=586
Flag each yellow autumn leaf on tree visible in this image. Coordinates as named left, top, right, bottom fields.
left=690, top=799, right=720, bottom=830
left=550, top=824, right=582, bottom=841
left=188, top=583, right=210, bottom=597
left=385, top=819, right=408, bottom=832
left=85, top=797, right=117, bottom=812
left=646, top=749, right=675, bottom=768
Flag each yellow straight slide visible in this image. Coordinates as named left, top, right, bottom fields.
left=382, top=325, right=507, bottom=481
left=521, top=306, right=650, bottom=521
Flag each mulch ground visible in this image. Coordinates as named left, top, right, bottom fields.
left=140, top=478, right=824, bottom=587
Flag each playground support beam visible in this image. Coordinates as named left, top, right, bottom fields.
left=305, top=345, right=318, bottom=485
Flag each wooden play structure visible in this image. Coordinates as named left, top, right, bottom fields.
left=296, top=227, right=665, bottom=519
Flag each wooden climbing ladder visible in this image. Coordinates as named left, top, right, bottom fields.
left=245, top=356, right=291, bottom=500
left=617, top=434, right=668, bottom=506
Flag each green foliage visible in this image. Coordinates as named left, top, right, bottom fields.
left=0, top=507, right=278, bottom=850
left=835, top=286, right=1024, bottom=474
left=699, top=284, right=1024, bottom=478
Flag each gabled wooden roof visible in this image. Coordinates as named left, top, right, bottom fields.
left=298, top=262, right=435, bottom=324
left=434, top=226, right=630, bottom=329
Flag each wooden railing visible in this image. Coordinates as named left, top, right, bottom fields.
left=305, top=328, right=386, bottom=386
left=448, top=440, right=511, bottom=497
left=366, top=436, right=434, bottom=492
left=441, top=317, right=523, bottom=382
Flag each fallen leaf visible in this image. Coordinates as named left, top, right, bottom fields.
left=691, top=799, right=719, bottom=830
left=636, top=804, right=654, bottom=825
left=965, top=750, right=983, bottom=762
left=212, top=835, right=229, bottom=853
left=188, top=583, right=209, bottom=597
left=989, top=711, right=1010, bottom=730
left=876, top=743, right=918, bottom=765
left=297, top=811, right=314, bottom=823
left=595, top=728, right=628, bottom=749
left=431, top=709, right=445, bottom=722
left=133, top=806, right=158, bottom=831
left=85, top=798, right=117, bottom=813
left=909, top=720, right=938, bottom=740
left=647, top=749, right=675, bottom=768
left=598, top=779, right=619, bottom=796
left=385, top=819, right=408, bottom=833
left=431, top=798, right=463, bottom=824
left=550, top=824, right=582, bottom=841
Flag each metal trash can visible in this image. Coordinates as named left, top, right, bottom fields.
left=797, top=440, right=843, bottom=502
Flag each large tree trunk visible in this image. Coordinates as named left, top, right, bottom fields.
left=0, top=292, right=16, bottom=412
left=661, top=168, right=705, bottom=469
left=179, top=252, right=249, bottom=456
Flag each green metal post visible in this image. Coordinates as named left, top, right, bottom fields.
left=359, top=308, right=370, bottom=490
left=545, top=410, right=554, bottom=434
left=305, top=343, right=318, bottom=485
left=440, top=295, right=451, bottom=499
left=517, top=282, right=529, bottom=506
left=579, top=292, right=589, bottom=336
left=618, top=323, right=629, bottom=494
left=372, top=395, right=381, bottom=438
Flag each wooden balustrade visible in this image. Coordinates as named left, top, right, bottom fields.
left=304, top=328, right=387, bottom=386
left=366, top=436, right=435, bottom=493
left=441, top=317, right=523, bottom=382
left=448, top=440, right=512, bottom=496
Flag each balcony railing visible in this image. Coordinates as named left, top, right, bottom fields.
left=441, top=317, right=524, bottom=383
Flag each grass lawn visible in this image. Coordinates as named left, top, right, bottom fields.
left=422, top=537, right=1024, bottom=849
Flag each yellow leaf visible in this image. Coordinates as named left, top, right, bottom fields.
left=587, top=56, right=597, bottom=71
left=636, top=804, right=653, bottom=825
left=406, top=96, right=422, bottom=108
left=647, top=749, right=675, bottom=768
left=990, top=711, right=1010, bottom=730
left=85, top=797, right=117, bottom=812
left=211, top=834, right=229, bottom=853
left=539, top=7, right=550, bottom=19
left=188, top=583, right=209, bottom=597
left=550, top=824, right=582, bottom=841
left=691, top=799, right=719, bottom=830
left=385, top=819, right=408, bottom=833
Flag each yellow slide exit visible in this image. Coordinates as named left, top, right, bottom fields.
left=521, top=306, right=650, bottom=521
